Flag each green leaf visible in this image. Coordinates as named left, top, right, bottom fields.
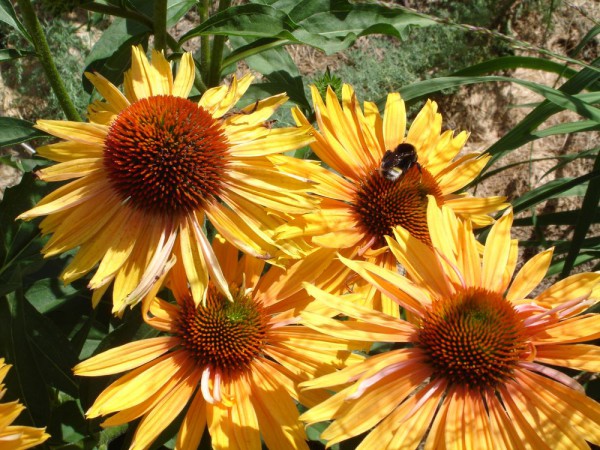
left=0, top=173, right=50, bottom=298
left=0, top=293, right=51, bottom=427
left=228, top=36, right=310, bottom=111
left=180, top=1, right=435, bottom=55
left=484, top=58, right=600, bottom=165
left=569, top=24, right=600, bottom=58
left=399, top=76, right=600, bottom=122
left=0, top=117, right=48, bottom=148
left=533, top=121, right=600, bottom=139
left=25, top=278, right=81, bottom=314
left=560, top=151, right=600, bottom=277
left=512, top=172, right=600, bottom=213
left=20, top=297, right=79, bottom=397
left=513, top=209, right=600, bottom=227
left=0, top=48, right=35, bottom=62
left=548, top=251, right=600, bottom=277
left=288, top=0, right=435, bottom=53
left=0, top=0, right=32, bottom=43
left=166, top=0, right=197, bottom=27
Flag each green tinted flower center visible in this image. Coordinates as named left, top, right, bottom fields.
left=176, top=285, right=268, bottom=375
left=416, top=287, right=526, bottom=389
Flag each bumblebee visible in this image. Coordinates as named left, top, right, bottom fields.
left=379, top=143, right=421, bottom=182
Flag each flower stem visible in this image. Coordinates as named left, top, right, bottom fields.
left=198, top=0, right=211, bottom=85
left=207, top=0, right=232, bottom=87
left=153, top=0, right=168, bottom=52
left=16, top=0, right=81, bottom=121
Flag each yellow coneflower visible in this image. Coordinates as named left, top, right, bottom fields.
left=18, top=46, right=315, bottom=315
left=301, top=200, right=600, bottom=449
left=279, top=85, right=508, bottom=315
left=73, top=237, right=363, bottom=450
left=0, top=359, right=50, bottom=449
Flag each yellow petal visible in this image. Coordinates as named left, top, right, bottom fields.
left=481, top=208, right=513, bottom=292
left=532, top=314, right=600, bottom=344
left=383, top=92, right=405, bottom=151
left=36, top=140, right=103, bottom=162
left=131, top=367, right=201, bottom=450
left=35, top=120, right=107, bottom=145
left=19, top=172, right=109, bottom=220
left=87, top=351, right=188, bottom=417
left=535, top=344, right=600, bottom=372
left=229, top=126, right=313, bottom=157
left=251, top=360, right=307, bottom=450
left=172, top=52, right=195, bottom=98
left=59, top=207, right=134, bottom=284
left=150, top=48, right=173, bottom=95
left=389, top=227, right=453, bottom=299
left=36, top=158, right=102, bottom=182
left=41, top=192, right=122, bottom=257
left=176, top=389, right=207, bottom=450
left=507, top=248, right=553, bottom=302
left=338, top=254, right=429, bottom=316
left=84, top=71, right=129, bottom=112
left=87, top=208, right=142, bottom=289
left=229, top=376, right=261, bottom=450
left=535, top=272, right=600, bottom=308
left=179, top=215, right=208, bottom=306
left=74, top=336, right=178, bottom=376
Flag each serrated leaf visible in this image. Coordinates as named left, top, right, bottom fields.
left=0, top=117, right=48, bottom=148
left=0, top=0, right=32, bottom=43
left=180, top=1, right=435, bottom=55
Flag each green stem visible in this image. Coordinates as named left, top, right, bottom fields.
left=17, top=0, right=81, bottom=121
left=207, top=0, right=232, bottom=87
left=153, top=0, right=168, bottom=52
left=198, top=0, right=211, bottom=85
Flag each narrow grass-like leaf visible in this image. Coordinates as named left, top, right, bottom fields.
left=560, top=151, right=600, bottom=278
left=569, top=24, right=600, bottom=58
left=548, top=253, right=599, bottom=277
left=513, top=209, right=600, bottom=227
left=540, top=147, right=599, bottom=179
left=400, top=75, right=600, bottom=121
left=485, top=58, right=600, bottom=165
left=478, top=149, right=598, bottom=184
left=511, top=172, right=599, bottom=213
left=452, top=56, right=582, bottom=81
left=533, top=121, right=600, bottom=138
